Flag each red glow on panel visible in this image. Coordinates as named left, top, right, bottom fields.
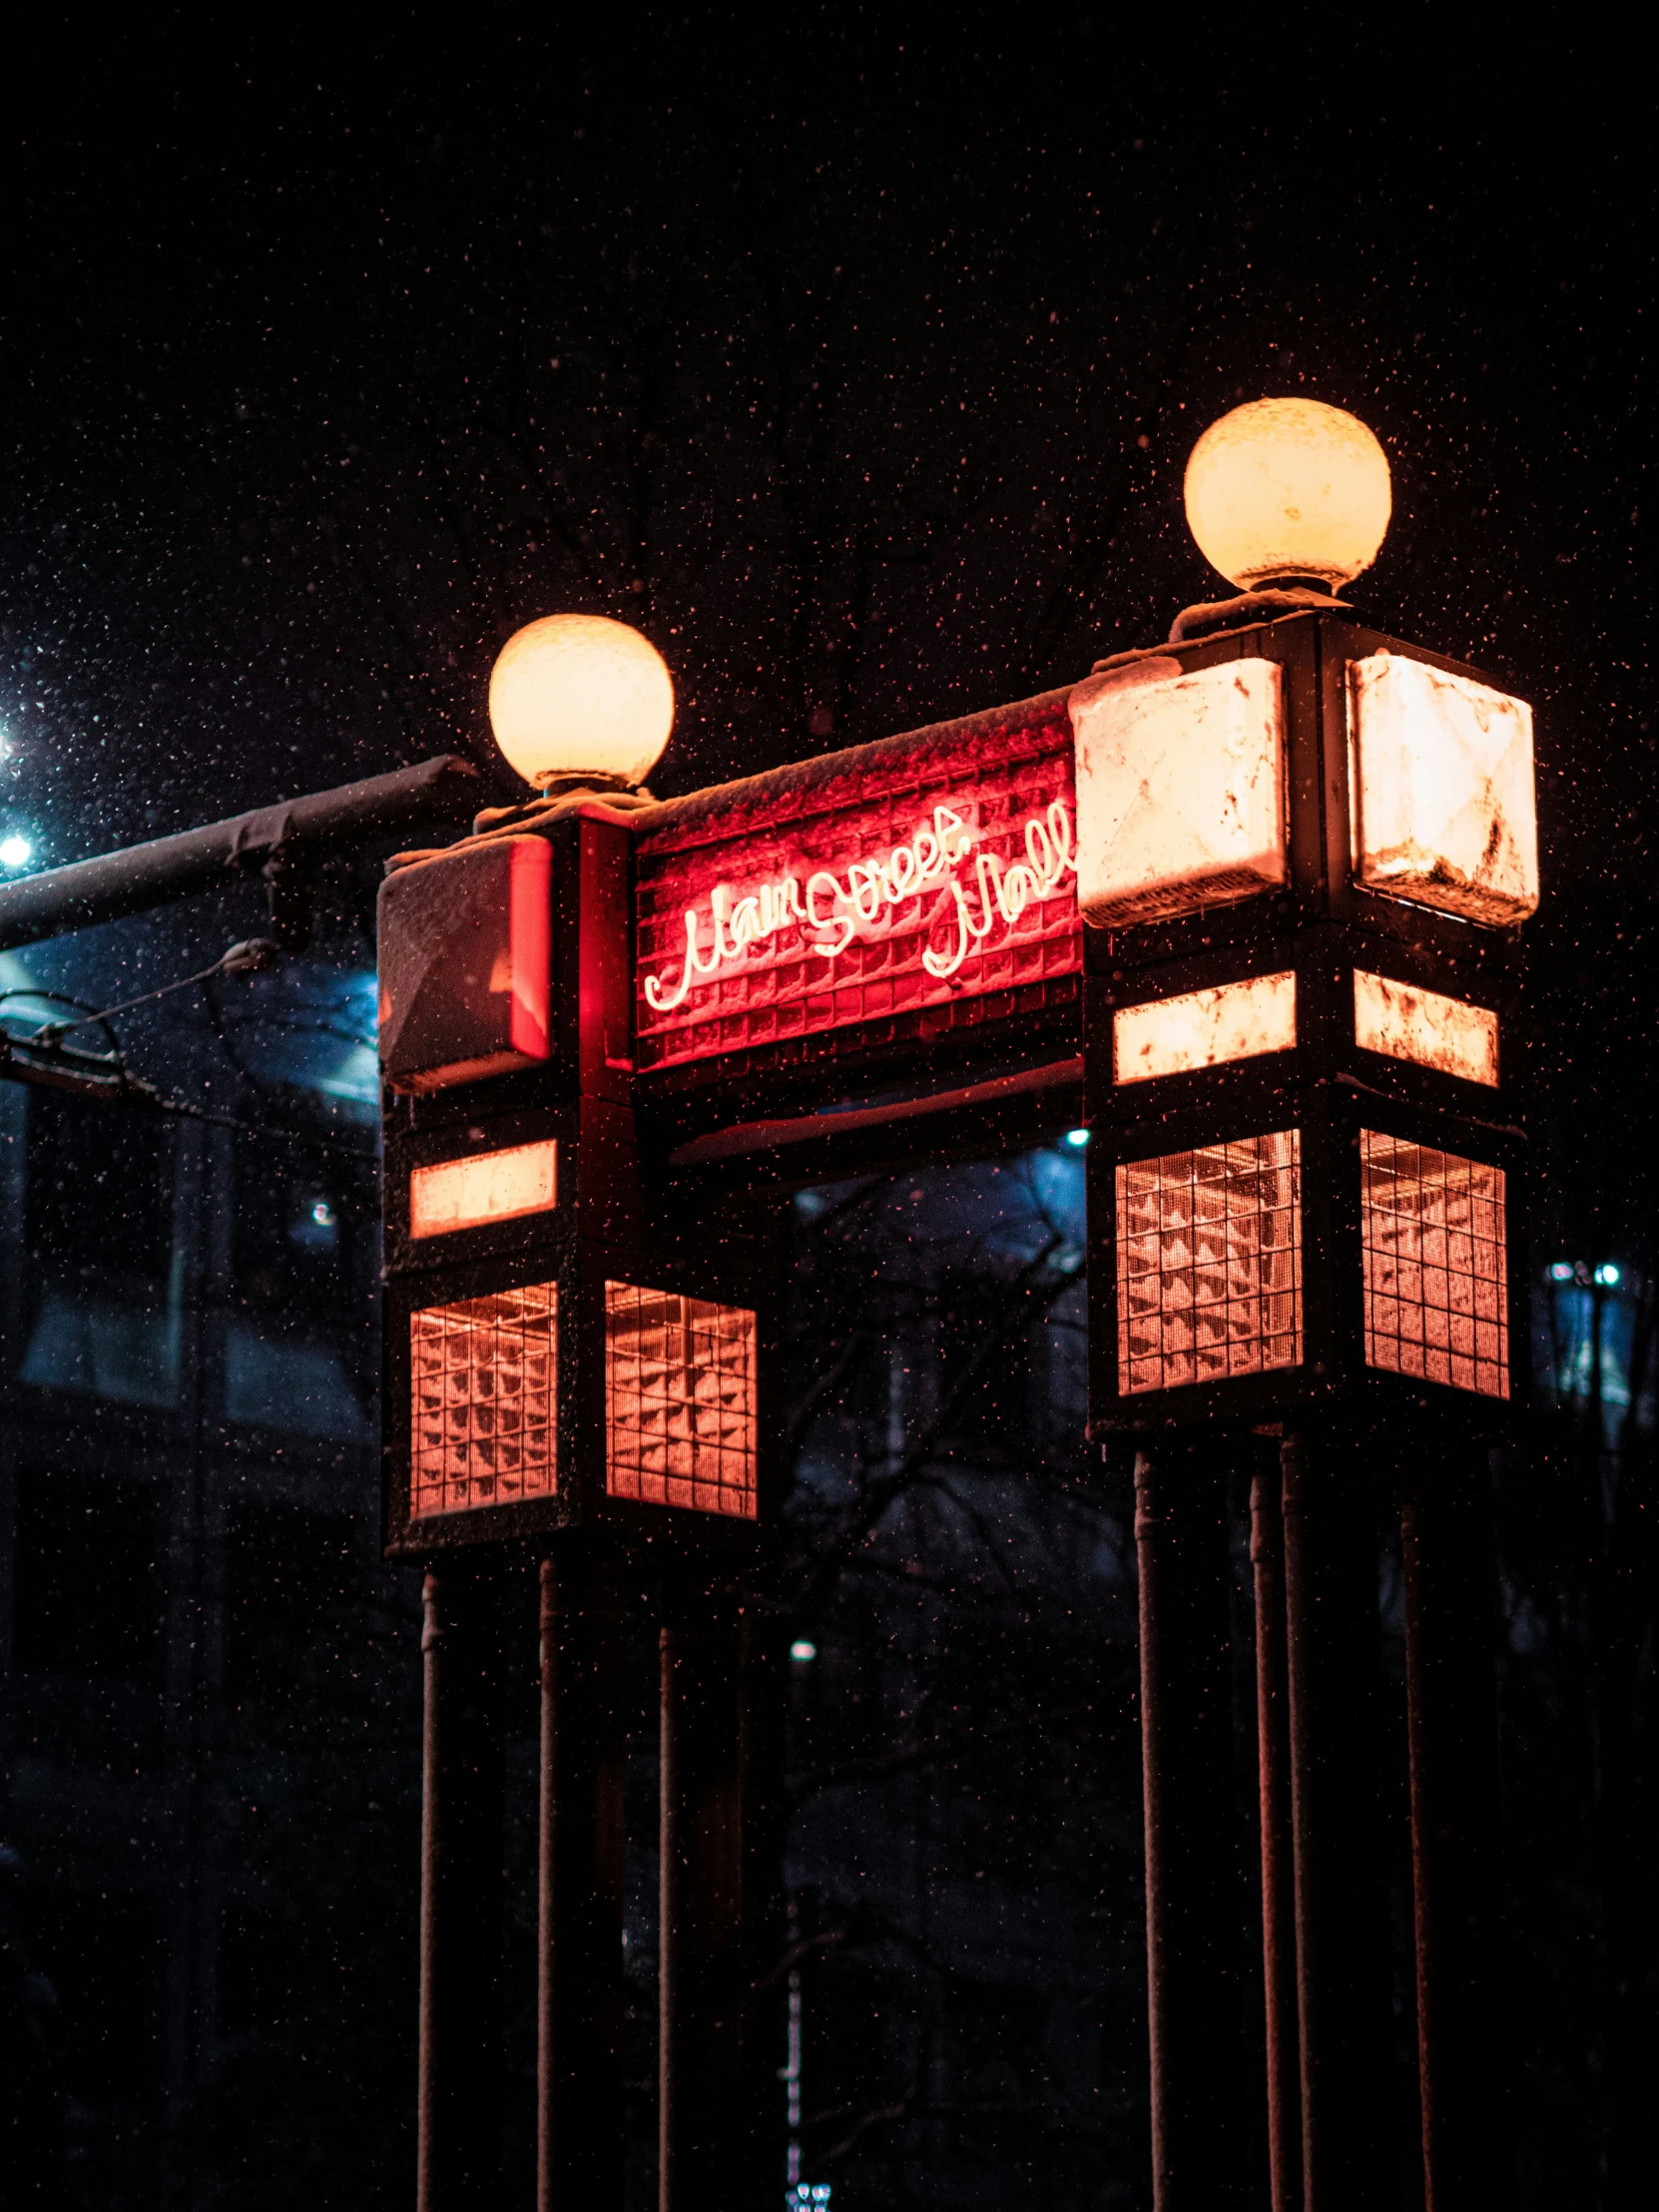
left=605, top=1283, right=758, bottom=1516
left=509, top=835, right=551, bottom=1061
left=1361, top=1132, right=1508, bottom=1397
left=410, top=1282, right=557, bottom=1517
left=633, top=713, right=1079, bottom=1070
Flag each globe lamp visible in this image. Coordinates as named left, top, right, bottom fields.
left=488, top=613, right=675, bottom=792
left=1183, top=398, right=1391, bottom=593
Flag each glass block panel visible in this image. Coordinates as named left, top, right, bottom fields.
left=409, top=1282, right=557, bottom=1518
left=606, top=1282, right=758, bottom=1517
left=1115, top=1131, right=1302, bottom=1394
left=1362, top=1132, right=1508, bottom=1398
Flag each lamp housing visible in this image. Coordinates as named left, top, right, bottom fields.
left=378, top=808, right=777, bottom=1561
left=1074, top=607, right=1533, bottom=1439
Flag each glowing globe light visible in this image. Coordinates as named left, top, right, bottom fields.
left=0, top=834, right=32, bottom=868
left=1183, top=397, right=1392, bottom=592
left=488, top=613, right=675, bottom=791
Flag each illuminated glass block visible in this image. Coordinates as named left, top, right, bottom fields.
left=1115, top=1131, right=1302, bottom=1393
left=1072, top=657, right=1286, bottom=925
left=605, top=1283, right=758, bottom=1517
left=1353, top=971, right=1498, bottom=1087
left=1114, top=971, right=1297, bottom=1083
left=1350, top=653, right=1538, bottom=927
left=1361, top=1132, right=1508, bottom=1397
left=410, top=1282, right=557, bottom=1517
left=409, top=1140, right=558, bottom=1238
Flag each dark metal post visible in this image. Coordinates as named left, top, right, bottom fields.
left=659, top=1599, right=746, bottom=2212
left=1280, top=1428, right=1394, bottom=2212
left=536, top=1559, right=557, bottom=2212
left=537, top=1549, right=628, bottom=2212
left=1135, top=1443, right=1244, bottom=2212
left=418, top=1564, right=507, bottom=2212
left=1399, top=1449, right=1508, bottom=2211
left=1251, top=1458, right=1303, bottom=2212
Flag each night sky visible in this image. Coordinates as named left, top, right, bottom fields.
left=1, top=13, right=1654, bottom=1218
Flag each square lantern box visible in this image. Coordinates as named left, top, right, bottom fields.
left=377, top=809, right=777, bottom=1559
left=1074, top=610, right=1536, bottom=1433
left=1084, top=950, right=1529, bottom=1432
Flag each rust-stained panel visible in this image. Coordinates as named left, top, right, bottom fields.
left=1114, top=971, right=1297, bottom=1083
left=1353, top=970, right=1498, bottom=1087
left=1350, top=652, right=1538, bottom=927
left=1072, top=657, right=1287, bottom=926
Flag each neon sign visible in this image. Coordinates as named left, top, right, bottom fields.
left=643, top=798, right=1076, bottom=1013
left=632, top=703, right=1081, bottom=1071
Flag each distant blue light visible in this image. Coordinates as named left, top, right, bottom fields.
left=1548, top=1263, right=1575, bottom=1282
left=1064, top=1127, right=1090, bottom=1149
left=1596, top=1263, right=1621, bottom=1288
left=0, top=835, right=32, bottom=868
left=790, top=1640, right=818, bottom=1663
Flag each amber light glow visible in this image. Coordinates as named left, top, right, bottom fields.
left=1114, top=971, right=1297, bottom=1083
left=409, top=1140, right=558, bottom=1239
left=605, top=1283, right=757, bottom=1516
left=1353, top=971, right=1498, bottom=1087
left=410, top=1282, right=557, bottom=1517
left=1116, top=1131, right=1302, bottom=1393
left=1361, top=1133, right=1507, bottom=1397
left=489, top=612, right=674, bottom=790
left=1071, top=657, right=1287, bottom=925
left=1351, top=653, right=1538, bottom=927
left=1183, top=397, right=1392, bottom=590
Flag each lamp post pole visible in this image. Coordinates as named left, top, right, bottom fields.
left=418, top=1562, right=509, bottom=2212
left=1251, top=1451, right=1302, bottom=2212
left=1280, top=1430, right=1395, bottom=2212
left=1399, top=1443, right=1509, bottom=2208
left=1135, top=1439, right=1245, bottom=2212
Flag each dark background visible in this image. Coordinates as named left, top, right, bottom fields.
left=1, top=9, right=1655, bottom=2209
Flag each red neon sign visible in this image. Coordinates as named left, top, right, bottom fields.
left=634, top=704, right=1079, bottom=1070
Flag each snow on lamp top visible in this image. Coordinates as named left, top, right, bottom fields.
left=488, top=614, right=675, bottom=791
left=1184, top=398, right=1392, bottom=591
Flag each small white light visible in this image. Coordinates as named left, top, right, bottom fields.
left=1548, top=1263, right=1574, bottom=1283
left=0, top=835, right=32, bottom=868
left=311, top=1202, right=335, bottom=1228
left=1065, top=1128, right=1091, bottom=1149
left=790, top=1639, right=818, bottom=1663
left=1596, top=1264, right=1621, bottom=1288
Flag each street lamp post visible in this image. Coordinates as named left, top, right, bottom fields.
left=1077, top=399, right=1534, bottom=2212
left=377, top=616, right=774, bottom=2212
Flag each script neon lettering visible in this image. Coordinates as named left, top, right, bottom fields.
left=642, top=798, right=1075, bottom=1013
